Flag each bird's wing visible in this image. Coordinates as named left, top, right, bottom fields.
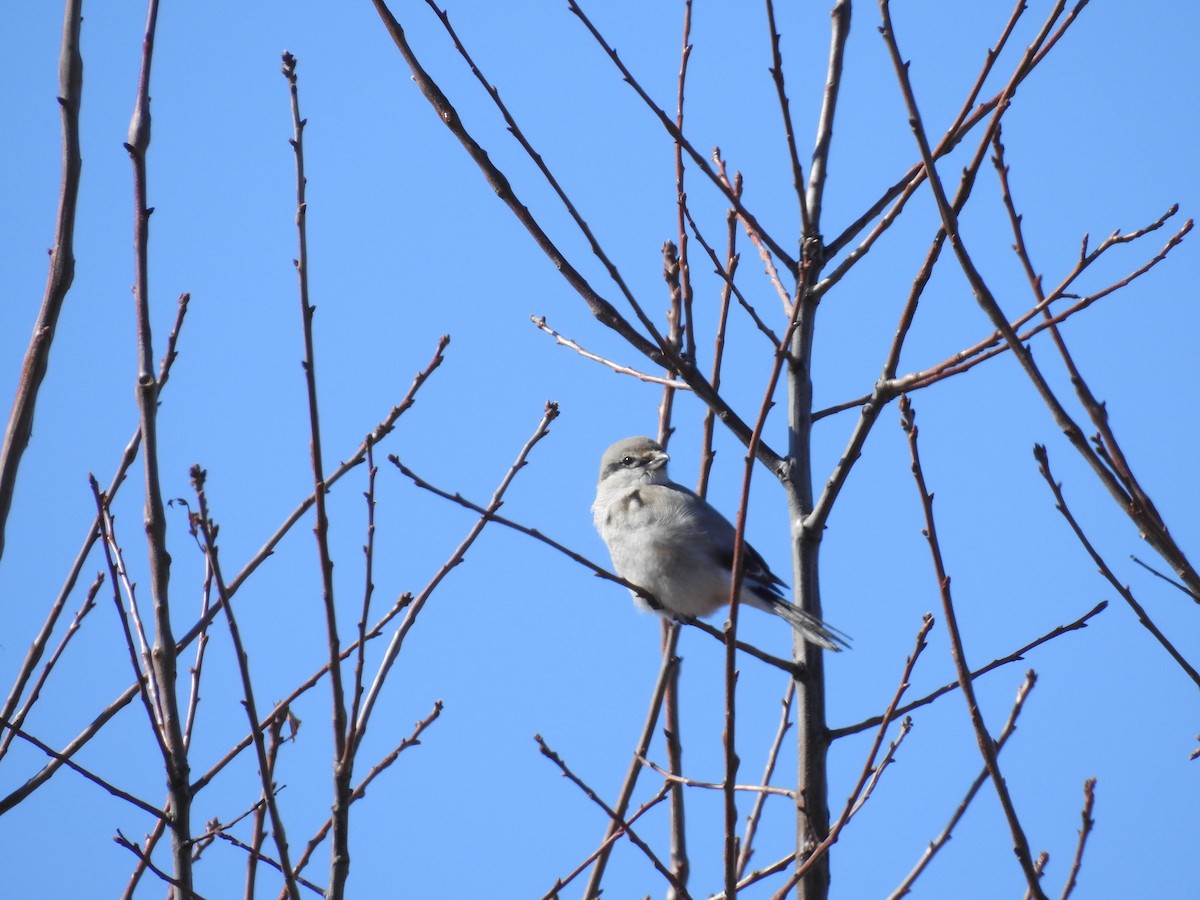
left=653, top=483, right=788, bottom=595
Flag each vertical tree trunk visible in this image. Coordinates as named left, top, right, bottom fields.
left=788, top=298, right=830, bottom=900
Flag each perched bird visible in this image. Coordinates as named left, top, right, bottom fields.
left=592, top=436, right=845, bottom=651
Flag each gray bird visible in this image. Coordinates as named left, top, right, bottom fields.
left=592, top=436, right=845, bottom=651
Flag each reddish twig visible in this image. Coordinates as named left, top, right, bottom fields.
left=349, top=441, right=379, bottom=741
left=583, top=625, right=681, bottom=896
left=698, top=190, right=740, bottom=499
left=566, top=0, right=797, bottom=277
left=0, top=719, right=164, bottom=821
left=0, top=290, right=190, bottom=769
left=189, top=594, right=408, bottom=799
left=289, top=700, right=442, bottom=885
left=90, top=478, right=167, bottom=759
left=1059, top=778, right=1097, bottom=900
left=783, top=616, right=933, bottom=893
left=899, top=396, right=1045, bottom=898
left=764, top=0, right=810, bottom=235
left=889, top=671, right=1038, bottom=898
left=356, top=404, right=560, bottom=745
left=1033, top=446, right=1200, bottom=687
left=537, top=735, right=689, bottom=897
left=0, top=0, right=83, bottom=561
left=0, top=573, right=100, bottom=760
left=124, top=1, right=193, bottom=888
left=831, top=601, right=1105, bottom=740
left=991, top=130, right=1198, bottom=598
left=736, top=679, right=795, bottom=880
left=542, top=786, right=670, bottom=900
left=281, top=52, right=352, bottom=897
left=370, top=0, right=785, bottom=473
left=421, top=0, right=670, bottom=354
left=188, top=466, right=301, bottom=900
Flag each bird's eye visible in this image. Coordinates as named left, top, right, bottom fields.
left=621, top=456, right=636, bottom=467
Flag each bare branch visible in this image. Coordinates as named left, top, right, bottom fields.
left=736, top=679, right=794, bottom=880
left=805, top=0, right=851, bottom=236
left=0, top=0, right=83, bottom=562
left=537, top=735, right=688, bottom=897
left=188, top=466, right=301, bottom=900
left=542, top=787, right=669, bottom=900
left=290, top=700, right=443, bottom=883
left=356, top=403, right=560, bottom=745
left=637, top=755, right=796, bottom=798
left=531, top=316, right=691, bottom=389
left=583, top=625, right=680, bottom=896
left=831, top=602, right=1105, bottom=740
left=1034, top=446, right=1200, bottom=687
left=889, top=672, right=1038, bottom=898
left=899, top=396, right=1045, bottom=898
left=764, top=0, right=810, bottom=234
left=0, top=719, right=165, bottom=821
left=1059, top=778, right=1097, bottom=900
left=369, top=0, right=786, bottom=473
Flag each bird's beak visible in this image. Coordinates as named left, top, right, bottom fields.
left=648, top=450, right=669, bottom=470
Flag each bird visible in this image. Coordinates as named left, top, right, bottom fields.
left=592, top=436, right=845, bottom=651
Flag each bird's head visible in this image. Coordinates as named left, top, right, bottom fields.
left=597, top=436, right=670, bottom=487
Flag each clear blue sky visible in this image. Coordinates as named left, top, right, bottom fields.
left=2, top=2, right=1198, bottom=897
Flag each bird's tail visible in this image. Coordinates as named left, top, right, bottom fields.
left=763, top=597, right=849, bottom=651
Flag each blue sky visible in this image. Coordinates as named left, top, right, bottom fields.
left=1, top=2, right=1198, bottom=897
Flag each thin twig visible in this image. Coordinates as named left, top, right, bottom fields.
left=541, top=787, right=669, bottom=900
left=889, top=671, right=1038, bottom=898
left=125, top=1, right=193, bottom=889
left=356, top=403, right=560, bottom=746
left=90, top=478, right=168, bottom=760
left=992, top=129, right=1198, bottom=598
left=1130, top=556, right=1199, bottom=603
left=537, top=736, right=689, bottom=897
left=880, top=0, right=1192, bottom=618
left=0, top=0, right=84, bottom=561
left=0, top=719, right=165, bottom=821
left=567, top=0, right=798, bottom=277
left=583, top=626, right=680, bottom=896
left=764, top=0, right=810, bottom=234
left=0, top=573, right=100, bottom=759
left=113, top=832, right=207, bottom=900
left=682, top=192, right=782, bottom=348
left=1033, top=446, right=1200, bottom=687
left=831, top=601, right=1105, bottom=740
left=349, top=441, right=379, bottom=740
left=0, top=291, right=189, bottom=768
left=189, top=592, right=410, bottom=798
left=189, top=466, right=301, bottom=900
left=899, top=396, right=1045, bottom=898
left=789, top=616, right=933, bottom=887
left=421, top=0, right=671, bottom=356
left=288, top=700, right=442, bottom=884
left=637, top=755, right=796, bottom=798
left=281, top=51, right=352, bottom=897
left=531, top=316, right=690, bottom=389
left=1059, top=778, right=1096, bottom=900
left=369, top=0, right=785, bottom=474
left=736, top=679, right=794, bottom=880
left=208, top=830, right=325, bottom=896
